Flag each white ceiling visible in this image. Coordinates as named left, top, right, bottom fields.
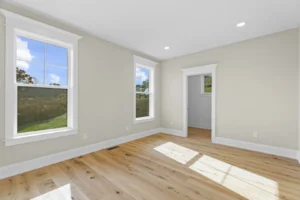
left=3, top=0, right=300, bottom=60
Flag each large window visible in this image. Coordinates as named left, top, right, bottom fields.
left=3, top=10, right=81, bottom=146
left=134, top=56, right=156, bottom=123
left=16, top=37, right=69, bottom=133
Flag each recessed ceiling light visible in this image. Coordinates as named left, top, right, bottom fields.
left=164, top=46, right=170, bottom=50
left=236, top=22, right=246, bottom=27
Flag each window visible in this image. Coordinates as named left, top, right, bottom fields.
left=3, top=10, right=81, bottom=146
left=134, top=56, right=156, bottom=123
left=16, top=37, right=69, bottom=133
left=201, top=75, right=212, bottom=95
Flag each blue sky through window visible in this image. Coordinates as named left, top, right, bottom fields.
left=16, top=36, right=68, bottom=86
left=136, top=67, right=149, bottom=85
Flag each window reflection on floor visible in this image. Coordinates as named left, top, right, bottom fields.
left=154, top=142, right=199, bottom=164
left=31, top=184, right=71, bottom=200
left=190, top=155, right=278, bottom=200
left=154, top=142, right=279, bottom=200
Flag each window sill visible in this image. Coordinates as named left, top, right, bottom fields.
left=5, top=128, right=77, bottom=146
left=200, top=93, right=212, bottom=96
left=134, top=117, right=155, bottom=124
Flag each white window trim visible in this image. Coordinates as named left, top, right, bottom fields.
left=200, top=74, right=212, bottom=96
left=1, top=9, right=81, bottom=146
left=133, top=55, right=157, bottom=124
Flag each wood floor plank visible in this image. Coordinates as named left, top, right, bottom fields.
left=83, top=151, right=187, bottom=200
left=0, top=177, right=17, bottom=200
left=1, top=127, right=300, bottom=200
left=14, top=173, right=40, bottom=200
left=104, top=146, right=246, bottom=200
left=47, top=164, right=90, bottom=200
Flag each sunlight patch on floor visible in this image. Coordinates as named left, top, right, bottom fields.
left=189, top=155, right=279, bottom=200
left=154, top=142, right=199, bottom=164
left=31, top=184, right=71, bottom=200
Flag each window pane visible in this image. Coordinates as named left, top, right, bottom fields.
left=136, top=67, right=149, bottom=92
left=16, top=62, right=44, bottom=84
left=46, top=44, right=68, bottom=67
left=136, top=94, right=149, bottom=118
left=204, top=75, right=212, bottom=93
left=46, top=66, right=68, bottom=86
left=17, top=87, right=68, bottom=133
left=17, top=36, right=44, bottom=64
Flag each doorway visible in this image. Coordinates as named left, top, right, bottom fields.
left=182, top=64, right=216, bottom=142
left=188, top=74, right=212, bottom=140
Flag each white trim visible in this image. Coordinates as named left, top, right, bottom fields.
left=159, top=128, right=184, bottom=137
left=133, top=55, right=157, bottom=123
left=134, top=116, right=156, bottom=124
left=188, top=125, right=211, bottom=130
left=4, top=128, right=77, bottom=146
left=0, top=9, right=81, bottom=42
left=2, top=9, right=80, bottom=146
left=133, top=55, right=157, bottom=68
left=159, top=128, right=299, bottom=161
left=214, top=137, right=298, bottom=159
left=15, top=83, right=69, bottom=89
left=1, top=128, right=299, bottom=179
left=0, top=128, right=161, bottom=180
left=182, top=64, right=217, bottom=142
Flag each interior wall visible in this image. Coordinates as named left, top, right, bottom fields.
left=161, top=29, right=299, bottom=150
left=188, top=75, right=211, bottom=129
left=299, top=27, right=300, bottom=157
left=0, top=5, right=161, bottom=167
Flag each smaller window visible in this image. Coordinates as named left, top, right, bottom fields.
left=134, top=56, right=156, bottom=123
left=201, top=75, right=212, bottom=95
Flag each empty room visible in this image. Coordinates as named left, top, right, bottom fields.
left=0, top=0, right=300, bottom=200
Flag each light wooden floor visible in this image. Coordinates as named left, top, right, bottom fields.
left=1, top=127, right=300, bottom=200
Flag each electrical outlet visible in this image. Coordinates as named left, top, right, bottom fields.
left=83, top=133, right=88, bottom=140
left=170, top=121, right=173, bottom=125
left=126, top=126, right=129, bottom=131
left=253, top=132, right=258, bottom=138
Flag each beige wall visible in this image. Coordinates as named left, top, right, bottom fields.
left=0, top=6, right=160, bottom=167
left=161, top=29, right=299, bottom=150
left=299, top=28, right=300, bottom=154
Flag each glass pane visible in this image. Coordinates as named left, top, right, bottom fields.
left=136, top=94, right=149, bottom=118
left=16, top=62, right=44, bottom=84
left=17, top=36, right=44, bottom=64
left=46, top=66, right=68, bottom=86
left=204, top=75, right=212, bottom=93
left=17, top=87, right=68, bottom=133
left=46, top=43, right=68, bottom=67
left=136, top=67, right=149, bottom=92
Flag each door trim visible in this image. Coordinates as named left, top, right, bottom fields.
left=182, top=64, right=217, bottom=141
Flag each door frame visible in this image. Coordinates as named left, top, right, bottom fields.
left=182, top=64, right=217, bottom=142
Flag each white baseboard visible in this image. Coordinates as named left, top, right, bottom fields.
left=1, top=128, right=298, bottom=180
left=159, top=128, right=185, bottom=137
left=214, top=137, right=298, bottom=159
left=0, top=128, right=161, bottom=180
left=188, top=125, right=211, bottom=130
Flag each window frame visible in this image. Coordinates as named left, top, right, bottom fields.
left=133, top=55, right=157, bottom=123
left=2, top=9, right=81, bottom=146
left=200, top=74, right=212, bottom=95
